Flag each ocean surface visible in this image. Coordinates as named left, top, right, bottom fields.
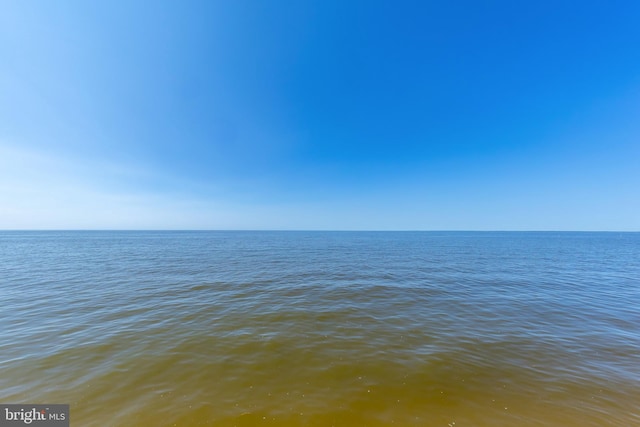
left=1, top=231, right=639, bottom=426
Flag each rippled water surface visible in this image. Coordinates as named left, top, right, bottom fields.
left=1, top=231, right=639, bottom=426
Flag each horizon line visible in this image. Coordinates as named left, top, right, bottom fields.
left=1, top=229, right=638, bottom=233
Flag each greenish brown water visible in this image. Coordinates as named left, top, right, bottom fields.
left=1, top=231, right=639, bottom=426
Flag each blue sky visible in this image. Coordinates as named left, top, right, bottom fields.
left=1, top=0, right=639, bottom=230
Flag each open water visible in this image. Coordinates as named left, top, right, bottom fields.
left=1, top=231, right=639, bottom=426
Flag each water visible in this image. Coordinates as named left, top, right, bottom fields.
left=1, top=231, right=639, bottom=426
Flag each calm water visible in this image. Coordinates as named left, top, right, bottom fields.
left=1, top=231, right=639, bottom=426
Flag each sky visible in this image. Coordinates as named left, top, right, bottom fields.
left=1, top=0, right=639, bottom=230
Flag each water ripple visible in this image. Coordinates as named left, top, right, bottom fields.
left=1, top=231, right=639, bottom=426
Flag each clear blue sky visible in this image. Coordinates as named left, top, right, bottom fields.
left=1, top=0, right=639, bottom=230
